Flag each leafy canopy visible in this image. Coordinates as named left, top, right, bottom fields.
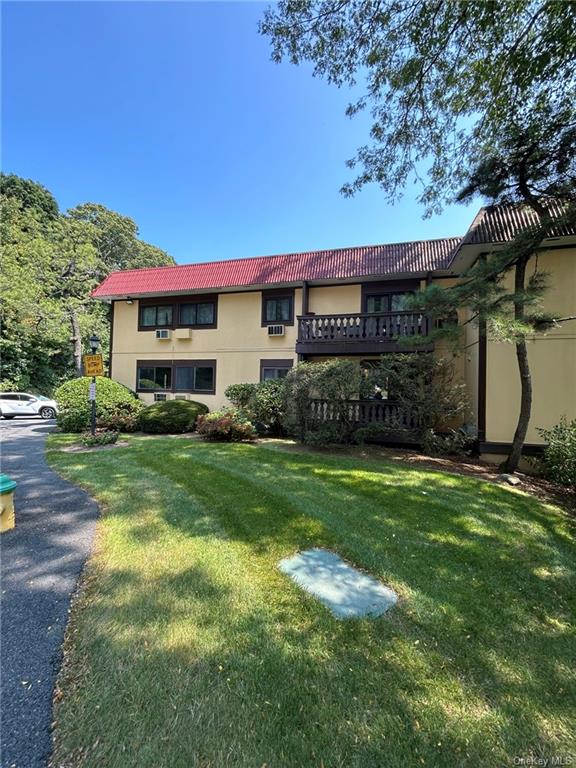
left=0, top=175, right=175, bottom=393
left=261, top=1, right=576, bottom=212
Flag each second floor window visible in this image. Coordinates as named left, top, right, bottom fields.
left=179, top=302, right=215, bottom=326
left=140, top=304, right=173, bottom=328
left=365, top=292, right=413, bottom=313
left=264, top=295, right=292, bottom=323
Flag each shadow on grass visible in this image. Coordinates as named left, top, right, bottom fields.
left=48, top=437, right=576, bottom=768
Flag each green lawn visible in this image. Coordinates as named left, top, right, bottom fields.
left=46, top=435, right=576, bottom=768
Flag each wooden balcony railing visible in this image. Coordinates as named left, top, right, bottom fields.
left=308, top=399, right=420, bottom=432
left=296, top=311, right=430, bottom=352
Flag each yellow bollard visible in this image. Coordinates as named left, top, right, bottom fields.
left=0, top=474, right=17, bottom=533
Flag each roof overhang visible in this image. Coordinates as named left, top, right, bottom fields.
left=93, top=270, right=445, bottom=302
left=448, top=234, right=576, bottom=276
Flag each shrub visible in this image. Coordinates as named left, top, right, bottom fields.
left=353, top=423, right=414, bottom=446
left=282, top=360, right=361, bottom=442
left=360, top=353, right=469, bottom=434
left=55, top=377, right=144, bottom=433
left=420, top=428, right=474, bottom=457
left=224, top=383, right=256, bottom=412
left=81, top=429, right=119, bottom=447
left=225, top=379, right=286, bottom=435
left=139, top=399, right=209, bottom=434
left=537, top=417, right=576, bottom=488
left=196, top=409, right=256, bottom=442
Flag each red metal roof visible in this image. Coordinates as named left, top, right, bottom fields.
left=92, top=238, right=461, bottom=299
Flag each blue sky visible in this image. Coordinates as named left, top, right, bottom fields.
left=3, top=1, right=476, bottom=264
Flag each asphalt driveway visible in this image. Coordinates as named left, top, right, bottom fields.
left=1, top=419, right=98, bottom=768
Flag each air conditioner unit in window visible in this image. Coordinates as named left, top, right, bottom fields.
left=268, top=324, right=285, bottom=336
left=155, top=329, right=171, bottom=340
left=154, top=393, right=168, bottom=401
left=174, top=394, right=188, bottom=400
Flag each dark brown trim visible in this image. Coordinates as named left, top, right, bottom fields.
left=259, top=359, right=294, bottom=381
left=108, top=301, right=115, bottom=378
left=296, top=340, right=434, bottom=356
left=261, top=287, right=295, bottom=327
left=135, top=359, right=217, bottom=395
left=479, top=441, right=544, bottom=456
left=137, top=294, right=218, bottom=331
left=361, top=280, right=420, bottom=312
left=301, top=281, right=310, bottom=315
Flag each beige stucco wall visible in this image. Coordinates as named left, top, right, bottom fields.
left=485, top=247, right=576, bottom=444
left=308, top=284, right=361, bottom=314
left=111, top=289, right=302, bottom=409
left=108, top=250, right=575, bottom=444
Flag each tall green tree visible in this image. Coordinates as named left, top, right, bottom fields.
left=0, top=173, right=59, bottom=219
left=261, top=0, right=576, bottom=470
left=261, top=0, right=576, bottom=212
left=68, top=203, right=173, bottom=271
left=0, top=177, right=175, bottom=393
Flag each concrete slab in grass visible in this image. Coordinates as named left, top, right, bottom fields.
left=278, top=548, right=397, bottom=619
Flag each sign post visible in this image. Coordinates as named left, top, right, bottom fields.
left=84, top=335, right=102, bottom=436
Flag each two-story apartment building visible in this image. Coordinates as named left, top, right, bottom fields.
left=92, top=202, right=576, bottom=459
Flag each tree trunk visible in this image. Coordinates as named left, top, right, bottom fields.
left=69, top=309, right=83, bottom=377
left=500, top=256, right=532, bottom=473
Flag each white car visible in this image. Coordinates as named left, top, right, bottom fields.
left=0, top=392, right=58, bottom=420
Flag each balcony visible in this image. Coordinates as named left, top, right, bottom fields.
left=296, top=311, right=432, bottom=355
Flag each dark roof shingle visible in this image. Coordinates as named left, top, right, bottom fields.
left=463, top=200, right=576, bottom=245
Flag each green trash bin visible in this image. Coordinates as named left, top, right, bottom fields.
left=0, top=473, right=17, bottom=533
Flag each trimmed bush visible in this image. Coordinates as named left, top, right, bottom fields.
left=55, top=377, right=144, bottom=433
left=81, top=429, right=119, bottom=447
left=225, top=379, right=286, bottom=435
left=139, top=399, right=209, bottom=434
left=537, top=417, right=576, bottom=488
left=196, top=409, right=256, bottom=442
left=282, top=360, right=362, bottom=443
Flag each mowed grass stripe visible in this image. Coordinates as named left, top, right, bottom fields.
left=47, top=436, right=576, bottom=768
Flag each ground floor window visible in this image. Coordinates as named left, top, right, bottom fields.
left=175, top=364, right=215, bottom=392
left=260, top=359, right=293, bottom=381
left=137, top=365, right=172, bottom=391
left=137, top=360, right=216, bottom=394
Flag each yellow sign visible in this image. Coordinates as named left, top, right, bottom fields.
left=83, top=354, right=104, bottom=377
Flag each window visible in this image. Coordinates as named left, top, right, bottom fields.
left=366, top=292, right=413, bottom=313
left=137, top=366, right=172, bottom=391
left=179, top=302, right=215, bottom=326
left=260, top=360, right=293, bottom=381
left=0, top=394, right=19, bottom=401
left=262, top=289, right=295, bottom=326
left=139, top=304, right=173, bottom=328
left=265, top=297, right=291, bottom=322
left=175, top=364, right=215, bottom=392
left=137, top=360, right=216, bottom=394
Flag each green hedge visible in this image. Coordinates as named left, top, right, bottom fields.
left=55, top=377, right=144, bottom=433
left=537, top=417, right=576, bottom=488
left=225, top=379, right=286, bottom=435
left=139, top=399, right=209, bottom=434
